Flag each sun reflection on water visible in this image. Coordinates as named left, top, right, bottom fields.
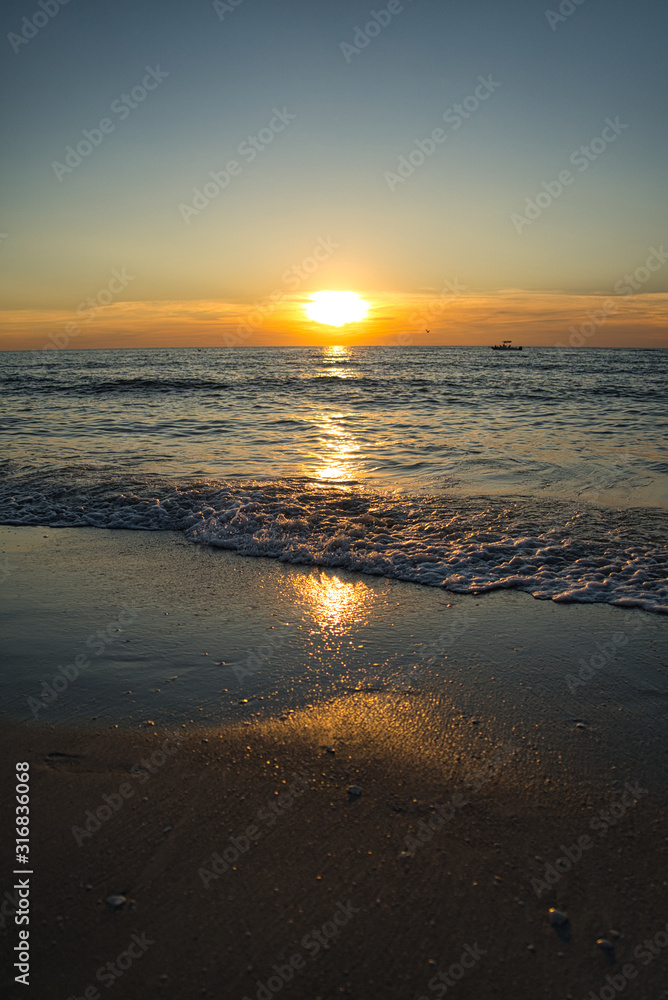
left=312, top=412, right=360, bottom=482
left=303, top=348, right=361, bottom=482
left=322, top=344, right=356, bottom=379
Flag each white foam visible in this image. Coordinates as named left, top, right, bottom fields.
left=1, top=473, right=666, bottom=614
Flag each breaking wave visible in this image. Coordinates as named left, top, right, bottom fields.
left=1, top=466, right=666, bottom=614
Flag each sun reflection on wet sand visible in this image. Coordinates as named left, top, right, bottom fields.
left=287, top=570, right=376, bottom=636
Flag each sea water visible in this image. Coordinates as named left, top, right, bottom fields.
left=1, top=346, right=666, bottom=612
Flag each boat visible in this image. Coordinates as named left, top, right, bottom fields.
left=491, top=340, right=522, bottom=351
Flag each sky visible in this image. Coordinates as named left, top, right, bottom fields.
left=1, top=0, right=666, bottom=348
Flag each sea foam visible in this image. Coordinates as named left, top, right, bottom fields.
left=2, top=471, right=666, bottom=614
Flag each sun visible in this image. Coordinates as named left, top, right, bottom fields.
left=304, top=291, right=369, bottom=327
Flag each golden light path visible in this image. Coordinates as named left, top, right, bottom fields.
left=304, top=291, right=370, bottom=327
left=306, top=347, right=361, bottom=482
left=313, top=411, right=358, bottom=481
left=291, top=571, right=375, bottom=636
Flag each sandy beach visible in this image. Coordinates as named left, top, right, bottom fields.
left=1, top=704, right=667, bottom=999
left=1, top=525, right=667, bottom=999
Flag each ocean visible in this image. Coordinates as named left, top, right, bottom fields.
left=1, top=345, right=667, bottom=614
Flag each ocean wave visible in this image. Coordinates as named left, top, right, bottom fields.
left=1, top=467, right=666, bottom=614
left=2, top=377, right=665, bottom=406
left=0, top=376, right=233, bottom=395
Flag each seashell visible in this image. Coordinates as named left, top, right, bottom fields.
left=105, top=895, right=126, bottom=909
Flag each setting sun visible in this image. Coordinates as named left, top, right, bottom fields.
left=304, top=291, right=370, bottom=327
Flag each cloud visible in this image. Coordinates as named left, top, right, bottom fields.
left=0, top=290, right=666, bottom=350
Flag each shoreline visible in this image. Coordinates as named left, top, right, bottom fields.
left=1, top=525, right=666, bottom=778
left=1, top=524, right=667, bottom=998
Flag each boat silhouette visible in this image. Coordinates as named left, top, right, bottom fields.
left=491, top=340, right=522, bottom=351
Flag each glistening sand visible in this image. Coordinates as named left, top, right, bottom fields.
left=0, top=526, right=667, bottom=999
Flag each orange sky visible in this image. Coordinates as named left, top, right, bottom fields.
left=1, top=289, right=666, bottom=352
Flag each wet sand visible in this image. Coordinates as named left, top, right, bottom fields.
left=1, top=705, right=667, bottom=1000
left=1, top=526, right=667, bottom=999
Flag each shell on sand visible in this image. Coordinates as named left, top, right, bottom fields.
left=105, top=895, right=127, bottom=909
